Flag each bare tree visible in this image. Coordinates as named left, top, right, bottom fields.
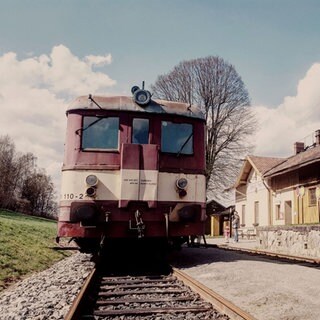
left=0, top=135, right=18, bottom=209
left=0, top=134, right=57, bottom=218
left=151, top=56, right=256, bottom=197
left=20, top=169, right=57, bottom=218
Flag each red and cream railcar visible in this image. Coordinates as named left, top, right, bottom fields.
left=57, top=87, right=206, bottom=250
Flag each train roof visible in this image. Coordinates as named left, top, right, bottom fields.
left=67, top=95, right=205, bottom=120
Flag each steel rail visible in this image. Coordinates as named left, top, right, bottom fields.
left=64, top=267, right=97, bottom=320
left=173, top=267, right=257, bottom=320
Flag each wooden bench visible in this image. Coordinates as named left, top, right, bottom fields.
left=238, top=228, right=256, bottom=239
left=246, top=228, right=256, bottom=239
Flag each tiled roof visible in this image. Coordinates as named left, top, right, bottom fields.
left=264, top=144, right=320, bottom=177
left=235, top=155, right=284, bottom=187
left=236, top=145, right=320, bottom=185
left=248, top=155, right=285, bottom=175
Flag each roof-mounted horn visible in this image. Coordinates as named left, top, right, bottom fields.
left=131, top=81, right=152, bottom=106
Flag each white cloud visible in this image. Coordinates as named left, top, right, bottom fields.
left=46, top=45, right=116, bottom=96
left=253, top=63, right=320, bottom=157
left=0, top=45, right=116, bottom=194
left=85, top=53, right=112, bottom=67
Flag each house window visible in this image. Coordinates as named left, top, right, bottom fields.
left=241, top=205, right=246, bottom=226
left=275, top=204, right=282, bottom=220
left=254, top=201, right=259, bottom=225
left=309, top=188, right=316, bottom=206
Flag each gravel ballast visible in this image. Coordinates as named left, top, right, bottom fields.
left=0, top=253, right=94, bottom=320
left=1, top=246, right=319, bottom=320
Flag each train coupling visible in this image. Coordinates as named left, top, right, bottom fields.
left=135, top=210, right=145, bottom=238
left=129, top=210, right=145, bottom=238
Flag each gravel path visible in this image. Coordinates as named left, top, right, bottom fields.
left=170, top=246, right=320, bottom=320
left=0, top=253, right=94, bottom=320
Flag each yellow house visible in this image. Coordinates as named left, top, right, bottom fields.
left=236, top=130, right=320, bottom=227
left=265, top=140, right=320, bottom=225
left=206, top=199, right=234, bottom=236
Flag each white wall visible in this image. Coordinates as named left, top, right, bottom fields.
left=236, top=169, right=270, bottom=228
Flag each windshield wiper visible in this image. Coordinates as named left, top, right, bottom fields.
left=88, top=94, right=103, bottom=109
left=75, top=116, right=104, bottom=135
left=75, top=94, right=105, bottom=135
left=176, top=132, right=193, bottom=157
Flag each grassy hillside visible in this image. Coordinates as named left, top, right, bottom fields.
left=0, top=210, right=70, bottom=291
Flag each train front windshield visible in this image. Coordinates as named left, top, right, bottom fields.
left=80, top=115, right=194, bottom=156
left=132, top=118, right=149, bottom=144
left=81, top=116, right=119, bottom=150
left=161, top=121, right=193, bottom=155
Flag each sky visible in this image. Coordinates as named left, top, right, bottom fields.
left=1, top=0, right=320, bottom=193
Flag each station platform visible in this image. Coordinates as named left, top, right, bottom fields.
left=204, top=236, right=259, bottom=250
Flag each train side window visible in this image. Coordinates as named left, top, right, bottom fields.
left=132, top=118, right=149, bottom=144
left=82, top=116, right=119, bottom=150
left=161, top=121, right=193, bottom=155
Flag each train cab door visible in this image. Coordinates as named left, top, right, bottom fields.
left=119, top=117, right=159, bottom=208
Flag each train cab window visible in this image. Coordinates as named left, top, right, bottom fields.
left=161, top=121, right=193, bottom=155
left=82, top=116, right=119, bottom=150
left=132, top=118, right=149, bottom=144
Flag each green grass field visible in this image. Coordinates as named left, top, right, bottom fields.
left=0, top=210, right=70, bottom=292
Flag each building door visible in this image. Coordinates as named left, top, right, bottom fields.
left=254, top=201, right=259, bottom=225
left=241, top=205, right=246, bottom=227
left=284, top=201, right=292, bottom=225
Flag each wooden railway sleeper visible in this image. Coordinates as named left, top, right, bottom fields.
left=98, top=288, right=188, bottom=297
left=96, top=296, right=195, bottom=305
left=93, top=305, right=213, bottom=317
left=100, top=275, right=177, bottom=284
left=100, top=282, right=183, bottom=290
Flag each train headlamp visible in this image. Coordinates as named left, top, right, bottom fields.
left=176, top=178, right=188, bottom=190
left=86, top=174, right=98, bottom=186
left=86, top=187, right=96, bottom=197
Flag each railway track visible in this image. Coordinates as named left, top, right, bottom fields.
left=65, top=266, right=256, bottom=320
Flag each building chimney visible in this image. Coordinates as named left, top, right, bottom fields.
left=315, top=130, right=320, bottom=145
left=294, top=142, right=305, bottom=154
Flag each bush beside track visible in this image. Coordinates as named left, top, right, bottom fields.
left=0, top=210, right=70, bottom=292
